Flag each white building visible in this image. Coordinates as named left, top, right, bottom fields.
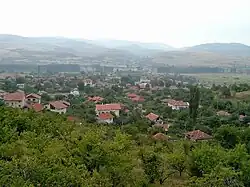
left=167, top=100, right=189, bottom=110
left=4, top=92, right=26, bottom=108
left=95, top=103, right=121, bottom=117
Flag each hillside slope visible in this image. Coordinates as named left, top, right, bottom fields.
left=185, top=43, right=250, bottom=56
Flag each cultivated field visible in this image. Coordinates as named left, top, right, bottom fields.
left=184, top=73, right=250, bottom=85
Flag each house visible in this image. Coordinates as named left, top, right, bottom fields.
left=30, top=103, right=44, bottom=112
left=97, top=113, right=114, bottom=124
left=131, top=96, right=145, bottom=102
left=138, top=83, right=151, bottom=89
left=153, top=123, right=170, bottom=132
left=45, top=101, right=70, bottom=114
left=17, top=84, right=25, bottom=89
left=26, top=93, right=41, bottom=104
left=152, top=133, right=169, bottom=141
left=185, top=130, right=212, bottom=141
left=127, top=93, right=145, bottom=102
left=88, top=96, right=104, bottom=103
left=84, top=79, right=94, bottom=87
left=70, top=89, right=80, bottom=96
left=146, top=112, right=159, bottom=122
left=95, top=103, right=121, bottom=117
left=127, top=93, right=138, bottom=99
left=4, top=92, right=26, bottom=108
left=167, top=99, right=189, bottom=110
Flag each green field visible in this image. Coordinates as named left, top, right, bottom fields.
left=184, top=73, right=250, bottom=85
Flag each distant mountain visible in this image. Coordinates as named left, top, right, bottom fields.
left=0, top=35, right=136, bottom=62
left=185, top=43, right=250, bottom=56
left=86, top=39, right=175, bottom=56
left=88, top=39, right=174, bottom=51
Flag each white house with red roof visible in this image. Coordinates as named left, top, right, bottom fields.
left=4, top=92, right=26, bottom=108
left=95, top=103, right=121, bottom=117
left=98, top=113, right=114, bottom=124
left=167, top=99, right=189, bottom=110
left=26, top=93, right=41, bottom=104
left=45, top=100, right=70, bottom=114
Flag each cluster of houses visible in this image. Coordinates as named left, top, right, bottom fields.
left=1, top=91, right=70, bottom=114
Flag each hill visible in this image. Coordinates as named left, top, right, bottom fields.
left=88, top=39, right=174, bottom=51
left=185, top=43, right=250, bottom=57
left=0, top=34, right=136, bottom=63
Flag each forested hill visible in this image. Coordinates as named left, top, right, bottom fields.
left=1, top=106, right=250, bottom=186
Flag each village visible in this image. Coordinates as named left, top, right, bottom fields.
left=1, top=70, right=245, bottom=143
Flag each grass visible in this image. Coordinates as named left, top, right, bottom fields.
left=184, top=73, right=250, bottom=85
left=235, top=90, right=250, bottom=99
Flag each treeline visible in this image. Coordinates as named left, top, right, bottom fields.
left=0, top=64, right=80, bottom=73
left=157, top=66, right=224, bottom=74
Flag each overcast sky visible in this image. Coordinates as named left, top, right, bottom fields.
left=0, top=0, right=249, bottom=47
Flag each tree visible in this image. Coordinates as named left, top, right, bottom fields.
left=141, top=151, right=163, bottom=183
left=168, top=152, right=186, bottom=176
left=16, top=76, right=25, bottom=84
left=77, top=82, right=85, bottom=91
left=189, top=85, right=200, bottom=126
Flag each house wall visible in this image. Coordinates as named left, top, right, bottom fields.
left=96, top=109, right=120, bottom=117
left=45, top=104, right=67, bottom=114
left=5, top=99, right=25, bottom=108
left=50, top=108, right=67, bottom=114
left=168, top=104, right=189, bottom=110
left=26, top=97, right=41, bottom=104
left=98, top=118, right=114, bottom=124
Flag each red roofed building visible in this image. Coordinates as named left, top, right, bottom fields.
left=146, top=112, right=159, bottom=122
left=152, top=133, right=169, bottom=141
left=98, top=113, right=114, bottom=124
left=127, top=93, right=138, bottom=99
left=88, top=96, right=104, bottom=103
left=96, top=103, right=121, bottom=117
left=31, top=103, right=44, bottom=112
left=26, top=93, right=41, bottom=104
left=45, top=101, right=70, bottom=114
left=167, top=99, right=189, bottom=110
left=185, top=130, right=212, bottom=141
left=4, top=92, right=25, bottom=108
left=131, top=96, right=145, bottom=103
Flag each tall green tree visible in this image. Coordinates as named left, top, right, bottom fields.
left=189, top=85, right=200, bottom=126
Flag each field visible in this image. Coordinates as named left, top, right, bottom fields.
left=184, top=73, right=250, bottom=85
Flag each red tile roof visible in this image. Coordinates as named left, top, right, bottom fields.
left=131, top=96, right=145, bottom=102
left=26, top=93, right=41, bottom=99
left=146, top=113, right=159, bottom=121
left=88, top=96, right=104, bottom=102
left=32, top=103, right=44, bottom=112
left=127, top=93, right=138, bottom=98
left=168, top=99, right=189, bottom=106
left=50, top=101, right=68, bottom=109
left=4, top=92, right=25, bottom=101
left=61, top=100, right=70, bottom=106
left=185, top=130, right=212, bottom=141
left=98, top=113, right=113, bottom=120
left=96, top=104, right=121, bottom=111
